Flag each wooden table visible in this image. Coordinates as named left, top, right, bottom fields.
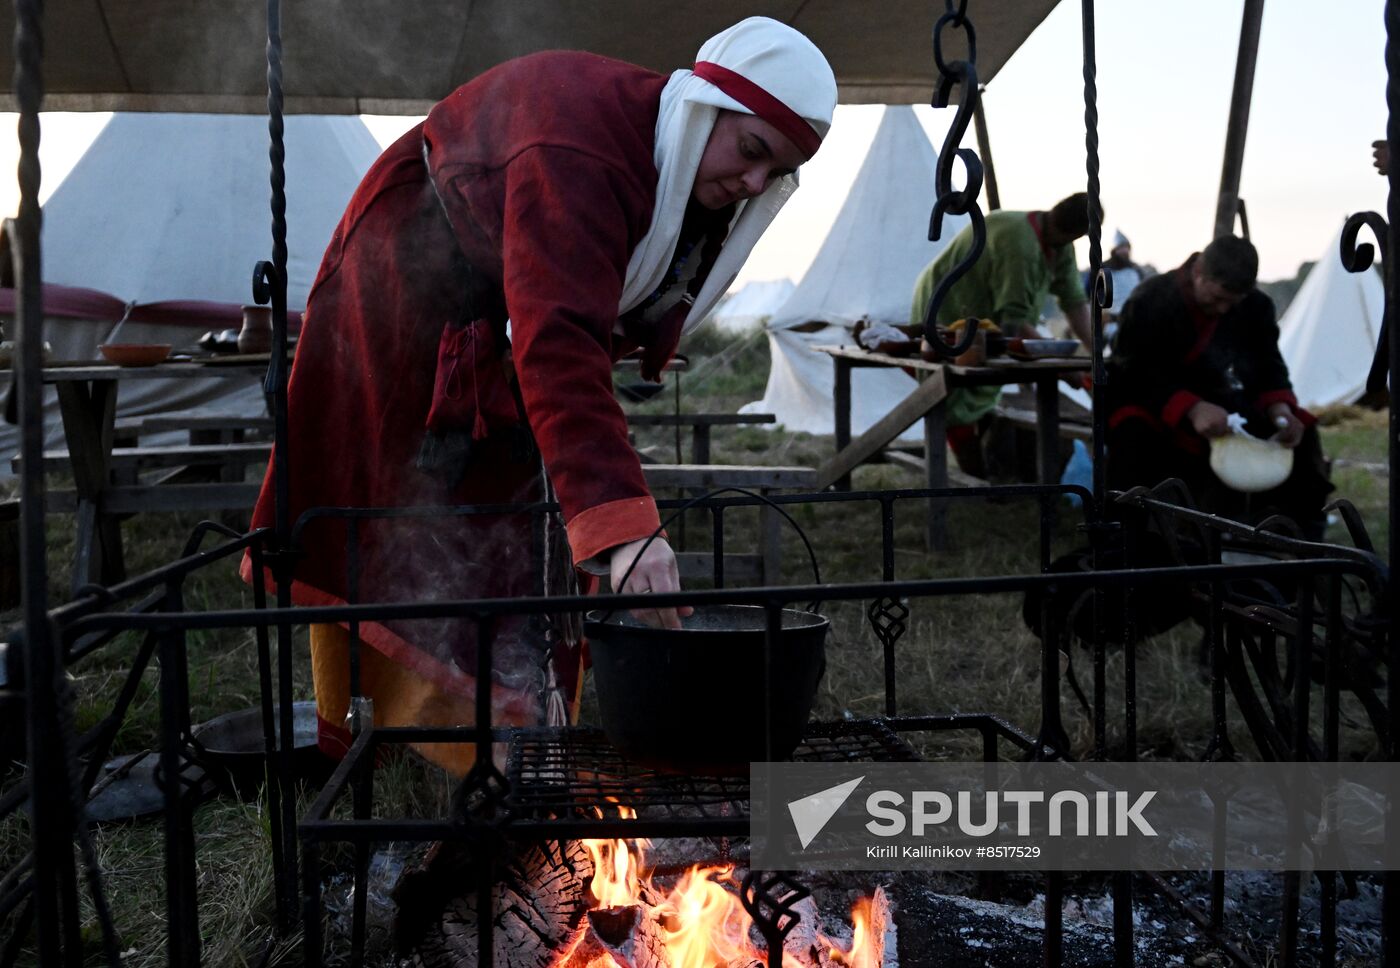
left=812, top=344, right=1090, bottom=549
left=10, top=357, right=271, bottom=594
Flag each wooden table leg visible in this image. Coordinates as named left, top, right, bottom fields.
left=833, top=358, right=852, bottom=491
left=55, top=379, right=124, bottom=594
left=1035, top=376, right=1061, bottom=485
left=691, top=424, right=711, bottom=465
left=924, top=394, right=948, bottom=552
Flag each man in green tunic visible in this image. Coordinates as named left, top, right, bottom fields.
left=909, top=192, right=1092, bottom=476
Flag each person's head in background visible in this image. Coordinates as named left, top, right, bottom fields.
left=1108, top=228, right=1132, bottom=268
left=1042, top=192, right=1093, bottom=247
left=1191, top=235, right=1258, bottom=316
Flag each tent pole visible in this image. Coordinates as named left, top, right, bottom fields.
left=972, top=88, right=1001, bottom=211
left=1212, top=0, right=1265, bottom=239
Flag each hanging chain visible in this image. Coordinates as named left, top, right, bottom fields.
left=920, top=0, right=987, bottom=359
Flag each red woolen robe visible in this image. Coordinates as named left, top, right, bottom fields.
left=244, top=52, right=685, bottom=768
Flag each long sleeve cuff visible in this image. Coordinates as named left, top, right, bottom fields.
left=566, top=495, right=662, bottom=567
left=1161, top=390, right=1202, bottom=428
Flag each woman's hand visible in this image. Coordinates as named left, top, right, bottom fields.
left=609, top=537, right=693, bottom=630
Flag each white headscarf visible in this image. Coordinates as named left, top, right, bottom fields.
left=617, top=17, right=837, bottom=335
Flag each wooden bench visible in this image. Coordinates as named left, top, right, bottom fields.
left=109, top=414, right=272, bottom=490
left=15, top=442, right=269, bottom=519
left=114, top=412, right=273, bottom=443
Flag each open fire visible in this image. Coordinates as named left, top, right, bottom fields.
left=551, top=806, right=889, bottom=968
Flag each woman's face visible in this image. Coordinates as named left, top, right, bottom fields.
left=692, top=110, right=807, bottom=210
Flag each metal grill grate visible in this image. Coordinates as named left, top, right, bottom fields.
left=504, top=720, right=918, bottom=821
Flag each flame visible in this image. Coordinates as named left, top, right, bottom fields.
left=826, top=894, right=882, bottom=968
left=656, top=865, right=768, bottom=967
left=571, top=806, right=883, bottom=967
left=581, top=804, right=645, bottom=910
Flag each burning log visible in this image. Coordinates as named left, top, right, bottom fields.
left=408, top=840, right=596, bottom=968
left=557, top=887, right=669, bottom=968
left=402, top=833, right=893, bottom=968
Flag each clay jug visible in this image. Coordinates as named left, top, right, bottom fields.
left=237, top=306, right=273, bottom=354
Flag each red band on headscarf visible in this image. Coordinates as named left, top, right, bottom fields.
left=692, top=60, right=822, bottom=159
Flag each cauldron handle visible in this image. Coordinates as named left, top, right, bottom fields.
left=599, top=486, right=824, bottom=622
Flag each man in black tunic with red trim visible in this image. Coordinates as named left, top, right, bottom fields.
left=1105, top=235, right=1332, bottom=538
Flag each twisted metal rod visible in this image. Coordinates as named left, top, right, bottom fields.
left=7, top=0, right=84, bottom=963
left=919, top=0, right=986, bottom=360
left=1079, top=4, right=1136, bottom=967
left=254, top=0, right=300, bottom=933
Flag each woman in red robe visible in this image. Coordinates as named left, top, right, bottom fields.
left=244, top=18, right=837, bottom=772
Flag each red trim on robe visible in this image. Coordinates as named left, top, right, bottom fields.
left=1162, top=389, right=1202, bottom=428
left=1110, top=404, right=1206, bottom=456
left=565, top=495, right=663, bottom=567
left=1026, top=212, right=1055, bottom=263
left=692, top=61, right=821, bottom=159
left=1109, top=404, right=1161, bottom=431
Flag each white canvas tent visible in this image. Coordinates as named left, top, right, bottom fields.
left=42, top=113, right=380, bottom=309
left=712, top=279, right=796, bottom=331
left=741, top=106, right=967, bottom=439
left=1277, top=225, right=1385, bottom=410
left=1, top=112, right=380, bottom=463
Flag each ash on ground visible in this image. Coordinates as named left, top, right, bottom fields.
left=889, top=869, right=1382, bottom=968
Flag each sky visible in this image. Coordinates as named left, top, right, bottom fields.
left=0, top=0, right=1391, bottom=286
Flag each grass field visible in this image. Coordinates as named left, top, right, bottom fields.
left=0, top=321, right=1391, bottom=965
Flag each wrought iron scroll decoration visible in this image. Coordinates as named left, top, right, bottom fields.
left=740, top=870, right=811, bottom=968
left=919, top=0, right=988, bottom=359
left=1339, top=210, right=1390, bottom=396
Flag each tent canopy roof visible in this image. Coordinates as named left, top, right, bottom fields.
left=0, top=1, right=1058, bottom=114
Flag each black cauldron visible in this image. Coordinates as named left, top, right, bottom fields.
left=584, top=604, right=828, bottom=774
